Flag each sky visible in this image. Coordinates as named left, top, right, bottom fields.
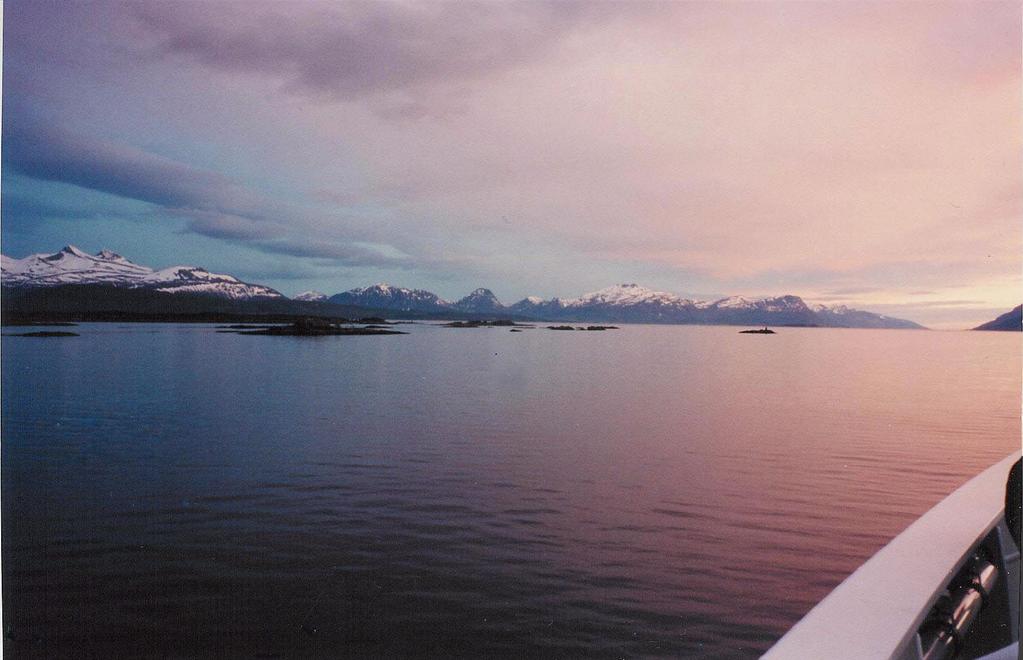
left=2, top=1, right=1020, bottom=329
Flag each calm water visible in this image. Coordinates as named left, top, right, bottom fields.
left=3, top=323, right=1019, bottom=658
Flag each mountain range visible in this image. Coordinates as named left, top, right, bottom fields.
left=1, top=246, right=924, bottom=328
left=328, top=282, right=921, bottom=328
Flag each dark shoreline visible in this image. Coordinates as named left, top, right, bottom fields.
left=2, top=331, right=80, bottom=337
left=0, top=313, right=934, bottom=330
left=1, top=312, right=362, bottom=326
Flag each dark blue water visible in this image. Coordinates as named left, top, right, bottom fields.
left=3, top=323, right=1019, bottom=658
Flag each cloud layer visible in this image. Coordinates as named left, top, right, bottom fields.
left=135, top=2, right=619, bottom=101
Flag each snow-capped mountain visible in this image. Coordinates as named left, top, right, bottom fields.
left=1, top=246, right=283, bottom=300
left=328, top=283, right=452, bottom=312
left=293, top=290, right=328, bottom=302
left=503, top=283, right=922, bottom=328
left=2, top=246, right=152, bottom=286
left=453, top=288, right=504, bottom=314
left=690, top=293, right=821, bottom=325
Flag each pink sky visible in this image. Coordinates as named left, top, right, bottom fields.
left=4, top=1, right=1021, bottom=328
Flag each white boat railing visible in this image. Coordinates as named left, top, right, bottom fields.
left=763, top=452, right=1021, bottom=660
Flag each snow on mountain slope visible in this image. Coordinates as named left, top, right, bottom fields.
left=145, top=266, right=282, bottom=299
left=561, top=283, right=695, bottom=308
left=712, top=295, right=754, bottom=309
left=1, top=246, right=283, bottom=299
left=708, top=294, right=810, bottom=313
left=2, top=245, right=153, bottom=286
left=810, top=302, right=851, bottom=314
left=293, top=290, right=328, bottom=302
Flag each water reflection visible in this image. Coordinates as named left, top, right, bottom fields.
left=3, top=324, right=1019, bottom=657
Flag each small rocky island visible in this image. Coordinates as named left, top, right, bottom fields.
left=2, top=331, right=80, bottom=337
left=739, top=327, right=775, bottom=334
left=224, top=318, right=406, bottom=336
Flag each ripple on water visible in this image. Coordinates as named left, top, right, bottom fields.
left=2, top=324, right=1018, bottom=658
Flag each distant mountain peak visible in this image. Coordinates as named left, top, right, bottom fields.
left=293, top=290, right=328, bottom=302
left=713, top=295, right=753, bottom=308
left=454, top=287, right=504, bottom=313
left=60, top=244, right=91, bottom=258
left=707, top=294, right=811, bottom=314
left=329, top=283, right=451, bottom=311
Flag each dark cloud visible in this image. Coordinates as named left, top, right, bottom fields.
left=132, top=1, right=634, bottom=102
left=250, top=239, right=408, bottom=268
left=5, top=120, right=250, bottom=213
left=174, top=210, right=284, bottom=242
left=3, top=120, right=425, bottom=269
